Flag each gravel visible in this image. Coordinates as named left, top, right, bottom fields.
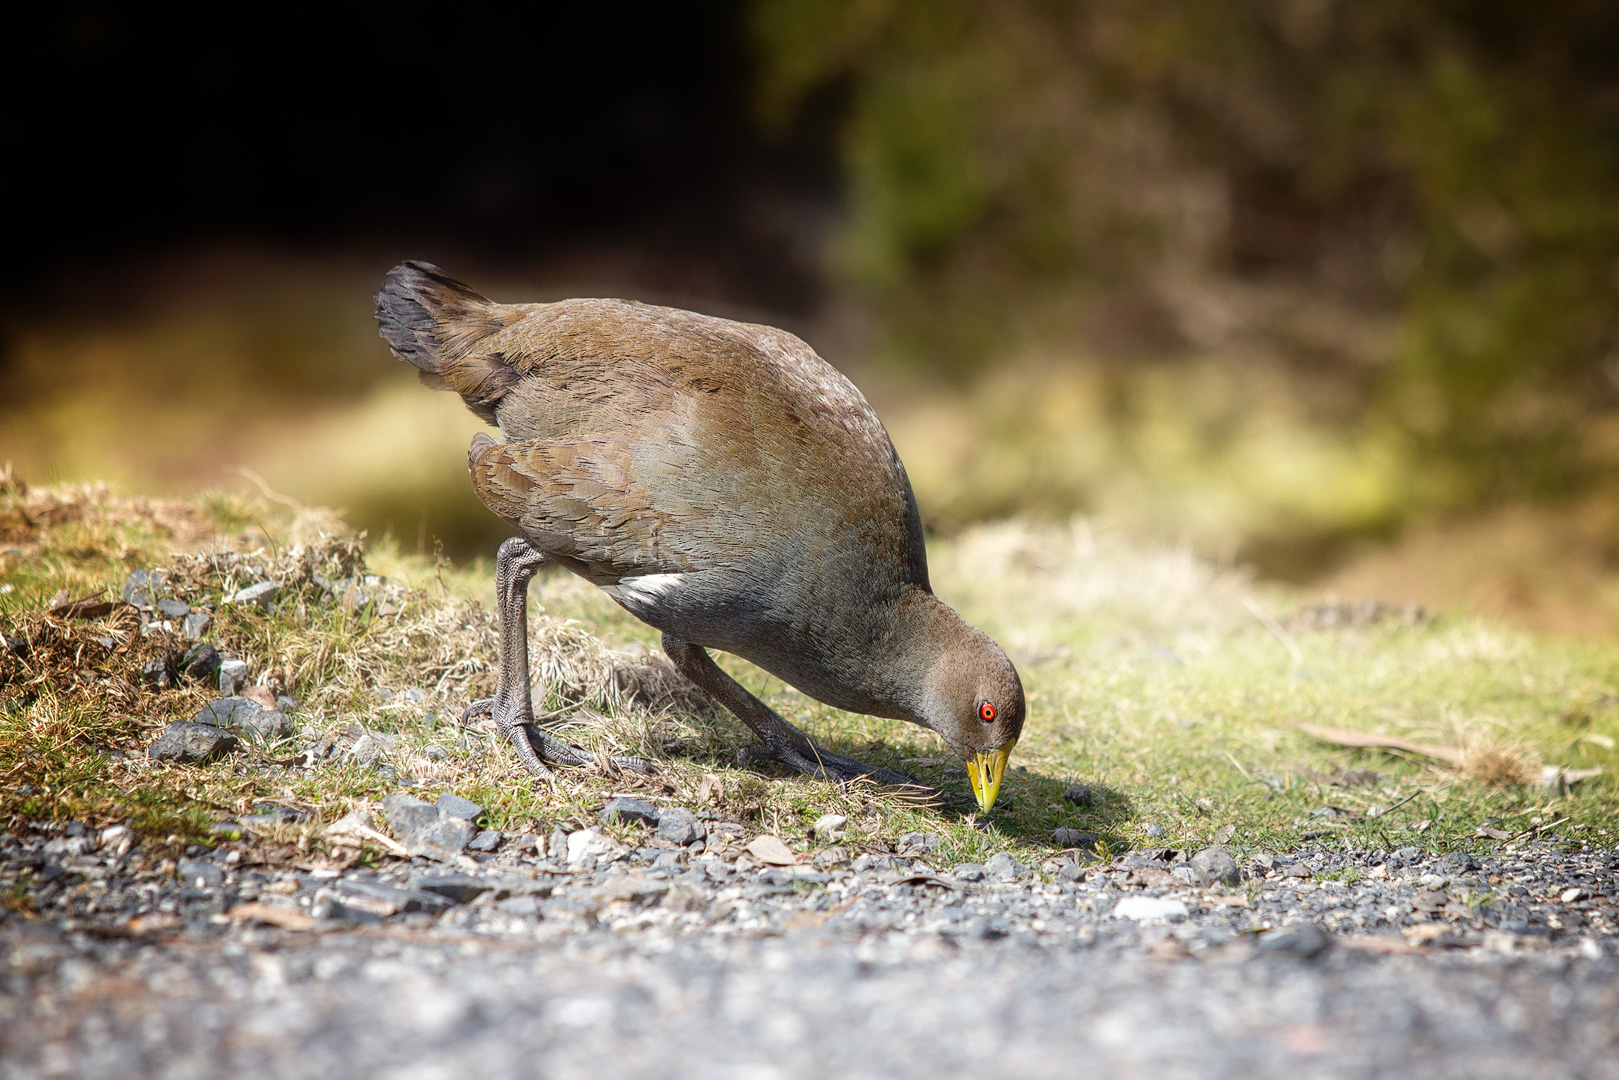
left=2, top=820, right=1616, bottom=1078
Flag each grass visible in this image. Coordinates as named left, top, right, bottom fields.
left=2, top=473, right=1616, bottom=873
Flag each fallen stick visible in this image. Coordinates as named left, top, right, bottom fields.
left=1297, top=724, right=1464, bottom=765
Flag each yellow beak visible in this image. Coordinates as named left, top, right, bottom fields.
left=966, top=740, right=1016, bottom=813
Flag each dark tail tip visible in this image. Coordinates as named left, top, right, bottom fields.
left=373, top=260, right=490, bottom=373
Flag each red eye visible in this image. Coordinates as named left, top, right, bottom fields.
left=979, top=702, right=997, bottom=722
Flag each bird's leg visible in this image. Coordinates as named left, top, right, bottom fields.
left=661, top=633, right=921, bottom=789
left=463, top=537, right=653, bottom=776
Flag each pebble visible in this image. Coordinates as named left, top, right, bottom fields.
left=657, top=807, right=705, bottom=846
left=897, top=832, right=940, bottom=856
left=218, top=658, right=249, bottom=695
left=435, top=793, right=486, bottom=822
left=1143, top=823, right=1166, bottom=838
left=148, top=722, right=238, bottom=763
left=467, top=829, right=503, bottom=853
left=228, top=581, right=279, bottom=610
left=181, top=612, right=212, bottom=641
left=812, top=814, right=847, bottom=840
left=381, top=794, right=476, bottom=860
left=1257, top=922, right=1331, bottom=960
left=599, top=798, right=660, bottom=827
left=985, top=852, right=1032, bottom=880
left=1063, top=784, right=1094, bottom=806
left=194, top=697, right=293, bottom=741
left=1114, top=897, right=1188, bottom=923
left=1190, top=845, right=1241, bottom=887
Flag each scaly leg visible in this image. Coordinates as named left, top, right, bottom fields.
left=661, top=633, right=921, bottom=789
left=463, top=537, right=653, bottom=776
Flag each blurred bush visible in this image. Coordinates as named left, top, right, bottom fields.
left=753, top=0, right=1619, bottom=514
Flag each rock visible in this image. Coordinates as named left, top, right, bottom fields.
left=121, top=570, right=166, bottom=610
left=952, top=863, right=987, bottom=882
left=140, top=657, right=172, bottom=688
left=1056, top=862, right=1089, bottom=883
left=897, top=832, right=940, bottom=856
left=337, top=878, right=452, bottom=916
left=180, top=612, right=212, bottom=641
left=984, top=852, right=1031, bottom=880
left=435, top=793, right=485, bottom=822
left=467, top=829, right=503, bottom=852
left=178, top=643, right=219, bottom=682
left=656, top=807, right=705, bottom=846
left=412, top=873, right=493, bottom=905
left=218, top=657, right=248, bottom=696
left=194, top=697, right=292, bottom=741
left=1436, top=850, right=1479, bottom=874
left=598, top=797, right=660, bottom=827
left=228, top=581, right=279, bottom=610
left=155, top=598, right=190, bottom=619
left=1113, top=896, right=1188, bottom=923
left=566, top=828, right=626, bottom=865
left=176, top=858, right=224, bottom=889
left=811, top=813, right=846, bottom=840
left=745, top=835, right=798, bottom=866
left=148, top=721, right=238, bottom=763
left=548, top=826, right=568, bottom=862
left=1053, top=827, right=1095, bottom=847
left=347, top=734, right=384, bottom=767
left=596, top=876, right=671, bottom=904
left=1063, top=784, right=1094, bottom=806
left=1191, top=845, right=1241, bottom=887
left=98, top=824, right=133, bottom=857
left=1258, top=922, right=1331, bottom=959
left=424, top=744, right=450, bottom=762
left=382, top=793, right=476, bottom=860
left=1143, top=822, right=1166, bottom=838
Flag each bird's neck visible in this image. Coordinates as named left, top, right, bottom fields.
left=863, top=585, right=977, bottom=727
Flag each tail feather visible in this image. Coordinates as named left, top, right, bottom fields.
left=374, top=261, right=516, bottom=423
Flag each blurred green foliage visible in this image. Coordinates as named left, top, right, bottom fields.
left=753, top=0, right=1619, bottom=509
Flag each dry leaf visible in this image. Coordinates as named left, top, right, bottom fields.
left=242, top=685, right=278, bottom=709
left=229, top=902, right=316, bottom=932
left=745, top=834, right=798, bottom=866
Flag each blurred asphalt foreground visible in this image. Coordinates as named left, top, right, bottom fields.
left=2, top=487, right=1617, bottom=1079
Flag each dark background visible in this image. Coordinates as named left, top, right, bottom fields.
left=3, top=3, right=837, bottom=315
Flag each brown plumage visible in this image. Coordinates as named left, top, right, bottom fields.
left=375, top=261, right=1023, bottom=810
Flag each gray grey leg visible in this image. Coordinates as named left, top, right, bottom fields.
left=661, top=633, right=920, bottom=789
left=464, top=537, right=653, bottom=776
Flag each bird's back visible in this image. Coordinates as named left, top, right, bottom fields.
left=376, top=264, right=931, bottom=712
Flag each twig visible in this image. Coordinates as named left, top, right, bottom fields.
left=1241, top=595, right=1304, bottom=667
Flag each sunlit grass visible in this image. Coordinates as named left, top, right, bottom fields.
left=2, top=484, right=1615, bottom=870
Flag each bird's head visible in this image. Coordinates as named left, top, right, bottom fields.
left=918, top=621, right=1025, bottom=814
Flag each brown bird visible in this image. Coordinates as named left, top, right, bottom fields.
left=374, top=262, right=1024, bottom=811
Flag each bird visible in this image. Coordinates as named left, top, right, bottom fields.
left=374, top=261, right=1024, bottom=812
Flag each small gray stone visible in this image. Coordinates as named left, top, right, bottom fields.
left=337, top=878, right=452, bottom=915
left=811, top=814, right=846, bottom=840
left=412, top=873, right=493, bottom=905
left=1191, top=845, right=1241, bottom=887
left=467, top=829, right=503, bottom=852
left=984, top=852, right=1031, bottom=880
left=1056, top=861, right=1089, bottom=883
left=436, top=793, right=485, bottom=822
left=1063, top=785, right=1094, bottom=806
left=121, top=570, right=166, bottom=610
left=1053, top=827, right=1096, bottom=847
left=1258, top=922, right=1331, bottom=959
left=176, top=858, right=224, bottom=889
left=952, top=863, right=987, bottom=882
left=1143, top=822, right=1166, bottom=838
left=424, top=745, right=450, bottom=762
left=348, top=734, right=384, bottom=767
left=497, top=894, right=541, bottom=917
left=1436, top=850, right=1479, bottom=874
left=383, top=794, right=476, bottom=860
left=599, top=797, right=659, bottom=827
left=178, top=642, right=219, bottom=682
left=195, top=697, right=293, bottom=741
left=656, top=807, right=706, bottom=846
left=140, top=658, right=172, bottom=688
left=148, top=722, right=238, bottom=763
left=218, top=658, right=248, bottom=696
left=228, top=581, right=279, bottom=610
left=897, top=831, right=941, bottom=856
left=181, top=612, right=212, bottom=640
left=155, top=598, right=190, bottom=619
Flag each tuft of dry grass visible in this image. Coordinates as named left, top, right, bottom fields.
left=1461, top=739, right=1536, bottom=788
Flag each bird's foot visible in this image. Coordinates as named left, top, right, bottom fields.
left=738, top=739, right=926, bottom=793
left=463, top=699, right=656, bottom=777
